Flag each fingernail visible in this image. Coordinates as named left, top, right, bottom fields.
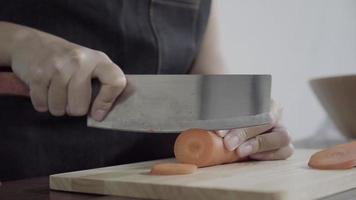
left=225, top=136, right=239, bottom=151
left=93, top=109, right=106, bottom=121
left=216, top=130, right=229, bottom=137
left=238, top=143, right=253, bottom=157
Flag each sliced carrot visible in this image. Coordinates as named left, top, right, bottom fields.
left=174, top=128, right=242, bottom=167
left=308, top=141, right=356, bottom=170
left=150, top=163, right=197, bottom=175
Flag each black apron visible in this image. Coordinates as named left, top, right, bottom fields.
left=0, top=0, right=211, bottom=180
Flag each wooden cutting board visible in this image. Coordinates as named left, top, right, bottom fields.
left=50, top=149, right=356, bottom=200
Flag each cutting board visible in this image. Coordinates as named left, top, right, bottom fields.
left=50, top=149, right=356, bottom=200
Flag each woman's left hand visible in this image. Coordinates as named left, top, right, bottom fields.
left=215, top=101, right=294, bottom=160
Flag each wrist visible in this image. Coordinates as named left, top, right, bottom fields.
left=0, top=21, right=36, bottom=66
left=10, top=24, right=38, bottom=55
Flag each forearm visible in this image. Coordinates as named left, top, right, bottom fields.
left=190, top=45, right=228, bottom=74
left=0, top=21, right=33, bottom=67
left=190, top=0, right=228, bottom=75
left=191, top=21, right=228, bottom=75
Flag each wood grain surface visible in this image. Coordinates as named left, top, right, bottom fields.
left=50, top=149, right=356, bottom=200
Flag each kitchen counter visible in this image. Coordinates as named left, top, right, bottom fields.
left=1, top=127, right=355, bottom=200
left=1, top=174, right=356, bottom=200
left=0, top=177, right=136, bottom=200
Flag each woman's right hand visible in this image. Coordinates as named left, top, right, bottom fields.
left=9, top=25, right=126, bottom=121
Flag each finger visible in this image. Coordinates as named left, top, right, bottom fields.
left=215, top=92, right=281, bottom=141
left=223, top=123, right=274, bottom=151
left=29, top=69, right=50, bottom=112
left=48, top=74, right=68, bottom=116
left=270, top=99, right=283, bottom=124
left=90, top=62, right=126, bottom=121
left=67, top=69, right=92, bottom=116
left=249, top=144, right=294, bottom=161
left=236, top=126, right=291, bottom=157
left=223, top=100, right=282, bottom=151
left=214, top=130, right=230, bottom=137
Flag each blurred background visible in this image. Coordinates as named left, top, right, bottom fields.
left=218, top=0, right=356, bottom=140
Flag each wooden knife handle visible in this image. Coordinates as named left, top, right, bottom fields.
left=0, top=72, right=30, bottom=97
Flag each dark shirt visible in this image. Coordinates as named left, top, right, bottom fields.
left=0, top=0, right=211, bottom=180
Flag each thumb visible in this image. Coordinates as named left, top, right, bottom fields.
left=90, top=62, right=126, bottom=121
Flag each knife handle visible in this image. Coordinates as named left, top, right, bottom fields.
left=0, top=72, right=30, bottom=97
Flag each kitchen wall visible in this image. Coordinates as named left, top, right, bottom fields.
left=218, top=0, right=356, bottom=140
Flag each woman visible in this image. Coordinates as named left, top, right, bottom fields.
left=0, top=0, right=293, bottom=180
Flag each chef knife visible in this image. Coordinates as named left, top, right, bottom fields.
left=0, top=72, right=271, bottom=133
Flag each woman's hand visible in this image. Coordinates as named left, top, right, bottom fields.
left=9, top=25, right=126, bottom=121
left=215, top=101, right=294, bottom=160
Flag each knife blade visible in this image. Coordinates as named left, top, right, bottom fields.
left=0, top=73, right=271, bottom=133
left=88, top=74, right=272, bottom=132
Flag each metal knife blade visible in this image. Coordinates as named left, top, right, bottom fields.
left=87, top=74, right=271, bottom=133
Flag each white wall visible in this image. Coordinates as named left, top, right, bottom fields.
left=218, top=0, right=356, bottom=140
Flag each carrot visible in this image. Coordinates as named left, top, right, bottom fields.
left=174, top=128, right=242, bottom=167
left=150, top=163, right=197, bottom=175
left=308, top=141, right=356, bottom=170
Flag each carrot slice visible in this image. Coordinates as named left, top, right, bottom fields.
left=308, top=141, right=356, bottom=170
left=174, top=128, right=242, bottom=167
left=150, top=163, right=197, bottom=175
